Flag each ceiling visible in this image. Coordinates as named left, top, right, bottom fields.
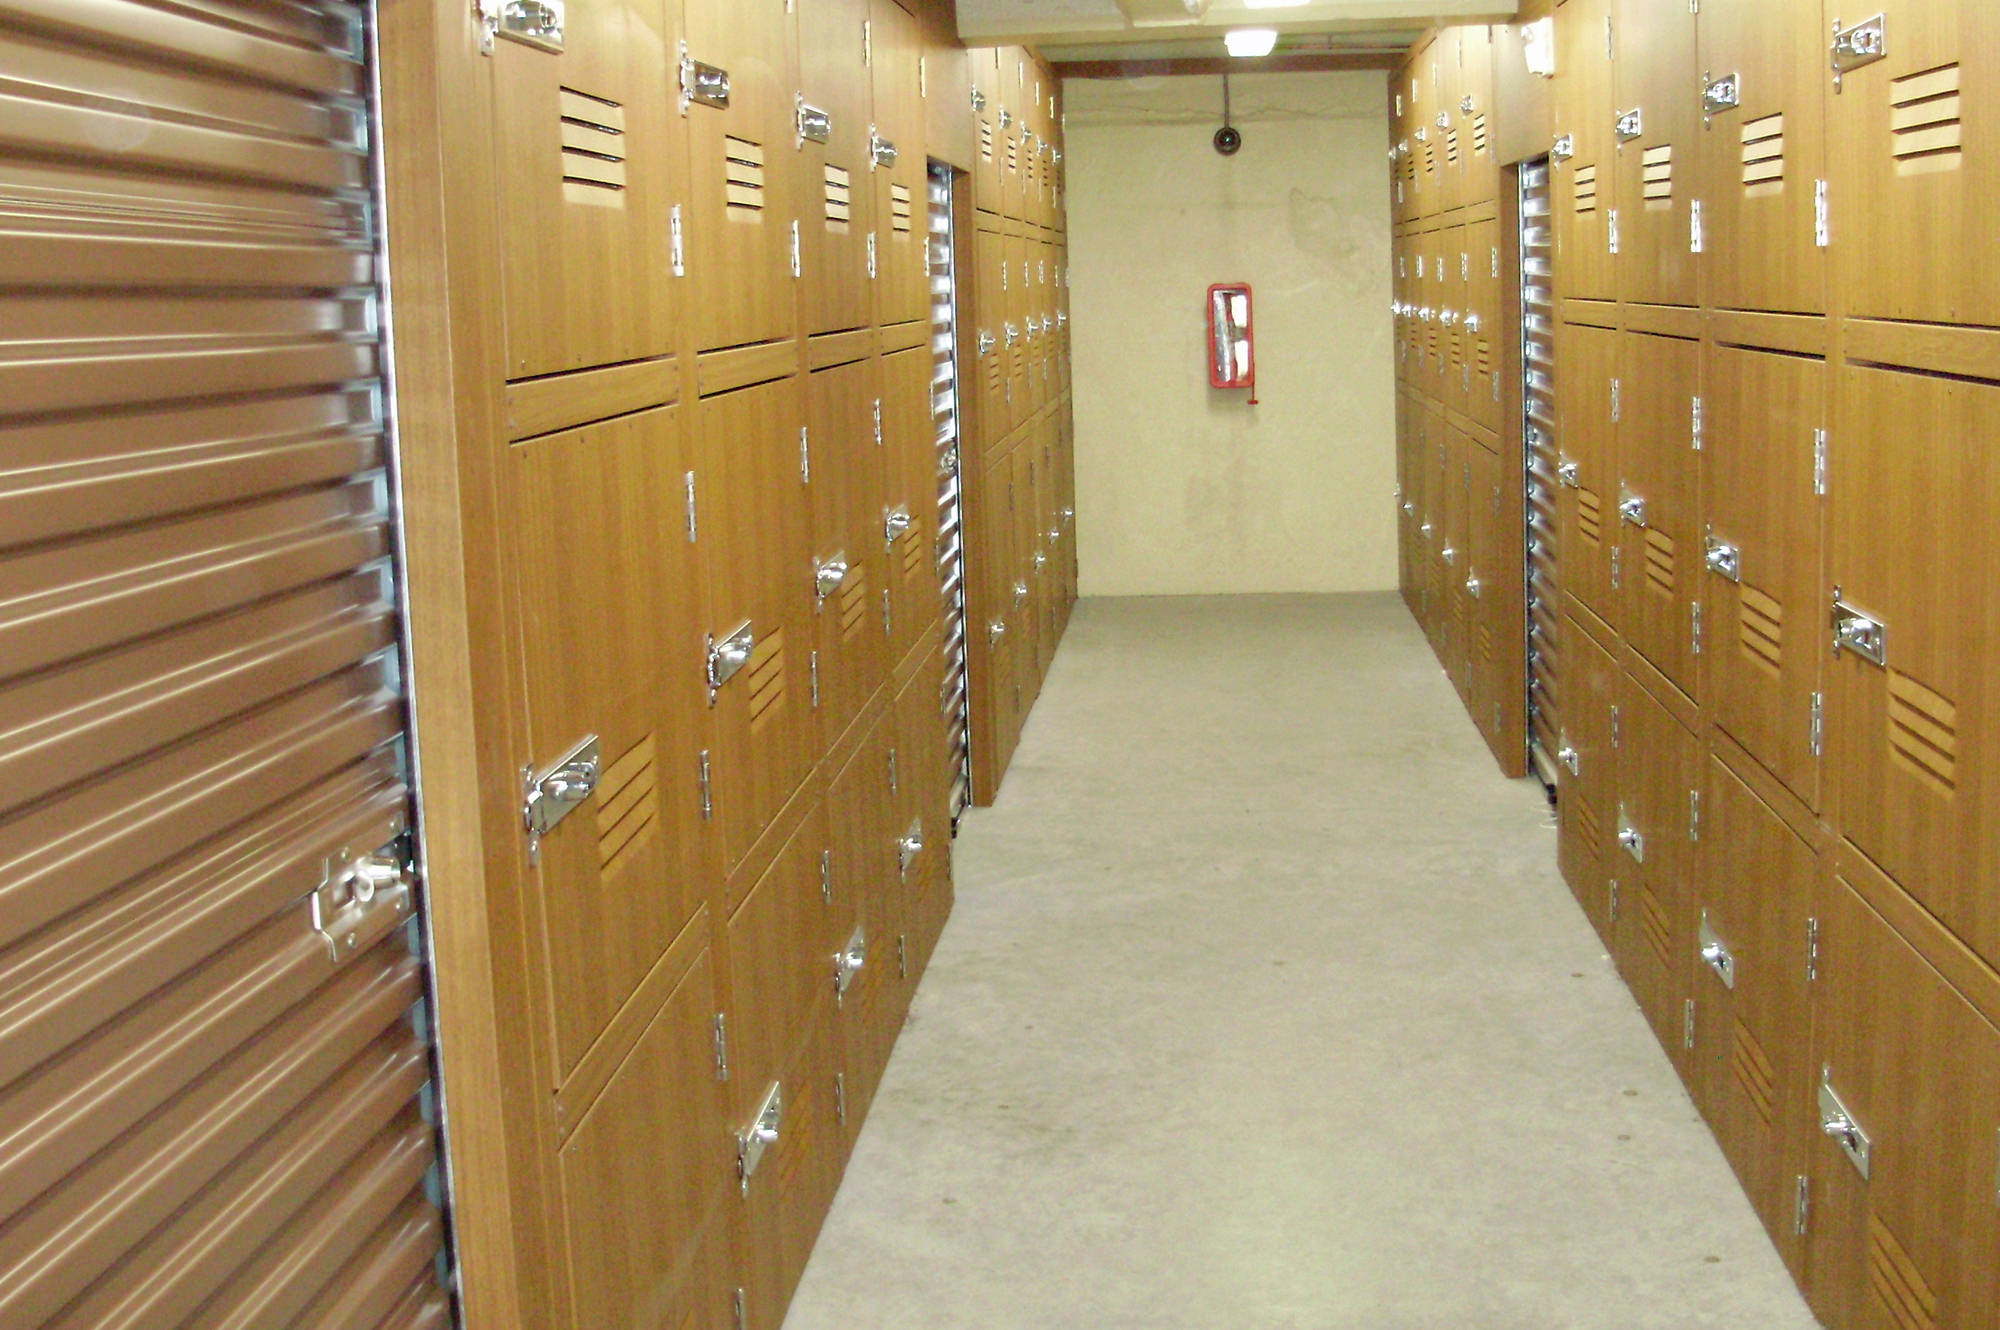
left=956, top=0, right=1516, bottom=60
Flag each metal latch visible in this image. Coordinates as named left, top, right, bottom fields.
left=1013, top=579, right=1029, bottom=607
left=1441, top=545, right=1456, bottom=567
left=796, top=97, right=831, bottom=145
left=497, top=0, right=563, bottom=52
left=1460, top=94, right=1475, bottom=115
left=1465, top=574, right=1482, bottom=599
left=310, top=831, right=415, bottom=961
left=737, top=1081, right=783, bottom=1193
left=1704, top=533, right=1742, bottom=582
left=1004, top=322, right=1020, bottom=348
left=833, top=925, right=866, bottom=1001
left=708, top=621, right=756, bottom=698
left=978, top=329, right=996, bottom=356
left=1702, top=72, right=1741, bottom=116
left=988, top=618, right=1006, bottom=646
left=1831, top=15, right=1887, bottom=86
left=1618, top=488, right=1648, bottom=528
left=1557, top=457, right=1580, bottom=488
left=523, top=733, right=600, bottom=858
left=1551, top=133, right=1575, bottom=162
left=884, top=504, right=913, bottom=548
left=1699, top=910, right=1736, bottom=989
left=1615, top=108, right=1643, bottom=141
left=1819, top=1070, right=1871, bottom=1179
left=680, top=43, right=731, bottom=112
left=814, top=553, right=850, bottom=603
left=1616, top=806, right=1646, bottom=863
left=1831, top=593, right=1887, bottom=666
left=870, top=128, right=899, bottom=168
left=898, top=817, right=925, bottom=878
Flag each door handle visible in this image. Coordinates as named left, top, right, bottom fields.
left=1704, top=534, right=1742, bottom=582
left=884, top=505, right=914, bottom=548
left=1818, top=1071, right=1872, bottom=1179
left=1831, top=593, right=1888, bottom=666
left=814, top=554, right=850, bottom=602
left=1618, top=488, right=1648, bottom=527
left=737, top=1082, right=784, bottom=1193
left=1698, top=911, right=1735, bottom=989
left=707, top=621, right=755, bottom=697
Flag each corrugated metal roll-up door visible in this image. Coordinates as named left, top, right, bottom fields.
left=1521, top=157, right=1561, bottom=795
left=929, top=163, right=972, bottom=823
left=0, top=3, right=451, bottom=1327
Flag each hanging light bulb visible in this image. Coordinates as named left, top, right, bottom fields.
left=1224, top=29, right=1278, bottom=58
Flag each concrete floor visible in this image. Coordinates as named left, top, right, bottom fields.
left=783, top=594, right=1822, bottom=1330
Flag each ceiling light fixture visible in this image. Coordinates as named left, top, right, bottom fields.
left=1224, top=29, right=1279, bottom=58
left=1241, top=0, right=1310, bottom=9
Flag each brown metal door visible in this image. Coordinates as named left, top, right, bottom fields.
left=1806, top=861, right=2000, bottom=1330
left=0, top=1, right=449, bottom=1324
left=1553, top=0, right=1617, bottom=303
left=894, top=647, right=953, bottom=984
left=881, top=346, right=939, bottom=668
left=1558, top=621, right=1619, bottom=946
left=1688, top=751, right=1816, bottom=1282
left=1003, top=232, right=1030, bottom=432
left=797, top=0, right=876, bottom=338
left=1826, top=0, right=2000, bottom=328
left=826, top=713, right=897, bottom=1140
left=1695, top=0, right=1830, bottom=315
left=1611, top=0, right=1697, bottom=308
left=807, top=356, right=888, bottom=745
left=683, top=0, right=797, bottom=353
left=1456, top=25, right=1497, bottom=206
left=1827, top=363, right=2000, bottom=975
left=970, top=225, right=1007, bottom=450
left=970, top=47, right=1003, bottom=216
left=1466, top=215, right=1504, bottom=435
left=1556, top=319, right=1620, bottom=629
left=1610, top=672, right=1699, bottom=1071
left=1615, top=331, right=1700, bottom=700
left=1443, top=222, right=1470, bottom=417
left=1703, top=344, right=1826, bottom=810
left=868, top=0, right=927, bottom=329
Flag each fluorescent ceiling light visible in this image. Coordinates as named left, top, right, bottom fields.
left=1225, top=28, right=1279, bottom=57
left=1241, top=0, right=1310, bottom=8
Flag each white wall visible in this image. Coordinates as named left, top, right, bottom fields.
left=1065, top=71, right=1396, bottom=597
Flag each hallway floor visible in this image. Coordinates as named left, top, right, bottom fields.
left=783, top=594, right=1821, bottom=1330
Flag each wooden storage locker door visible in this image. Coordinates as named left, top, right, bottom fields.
left=1688, top=752, right=1815, bottom=1280
left=1806, top=865, right=2000, bottom=1330
left=1443, top=222, right=1471, bottom=416
left=797, top=0, right=876, bottom=337
left=1009, top=443, right=1042, bottom=709
left=970, top=225, right=1008, bottom=452
left=1695, top=0, right=1828, bottom=315
left=557, top=923, right=735, bottom=1330
left=1466, top=215, right=1504, bottom=434
left=1004, top=232, right=1032, bottom=433
left=1558, top=623, right=1620, bottom=945
left=1434, top=43, right=1465, bottom=216
left=1442, top=427, right=1474, bottom=704
left=1429, top=232, right=1454, bottom=401
left=492, top=0, right=677, bottom=378
left=1456, top=25, right=1497, bottom=208
left=1421, top=401, right=1450, bottom=654
left=1615, top=331, right=1700, bottom=700
left=1553, top=0, right=1617, bottom=302
left=1557, top=320, right=1621, bottom=629
left=1827, top=0, right=2000, bottom=328
left=698, top=379, right=818, bottom=877
left=882, top=347, right=940, bottom=666
left=971, top=47, right=1003, bottom=215
left=807, top=356, right=888, bottom=745
left=826, top=713, right=898, bottom=1142
left=0, top=2, right=449, bottom=1325
left=1828, top=364, right=2000, bottom=973
left=870, top=0, right=927, bottom=329
left=1609, top=0, right=1696, bottom=309
left=502, top=405, right=704, bottom=1082
left=894, top=647, right=954, bottom=983
left=1703, top=344, right=1826, bottom=810
left=1609, top=672, right=1699, bottom=1070
left=997, top=63, right=1024, bottom=224
left=721, top=813, right=843, bottom=1330
left=1395, top=390, right=1419, bottom=608
left=683, top=0, right=796, bottom=353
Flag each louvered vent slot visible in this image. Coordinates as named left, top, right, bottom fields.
left=595, top=733, right=658, bottom=874
left=747, top=629, right=786, bottom=727
left=560, top=88, right=626, bottom=204
left=1644, top=529, right=1675, bottom=596
left=1006, top=135, right=1018, bottom=174
left=1473, top=113, right=1488, bottom=156
left=824, top=165, right=851, bottom=230
left=1475, top=338, right=1492, bottom=378
left=1730, top=1020, right=1777, bottom=1128
left=1868, top=1213, right=1939, bottom=1330
left=725, top=136, right=766, bottom=215
left=1446, top=129, right=1460, bottom=165
left=1739, top=584, right=1783, bottom=674
left=979, top=119, right=994, bottom=162
left=890, top=183, right=914, bottom=234
left=839, top=563, right=871, bottom=643
left=1573, top=164, right=1598, bottom=213
left=1641, top=144, right=1673, bottom=205
left=900, top=520, right=924, bottom=576
left=1638, top=883, right=1671, bottom=970
left=1477, top=624, right=1493, bottom=668
left=1574, top=798, right=1601, bottom=850
left=1423, top=140, right=1436, bottom=177
left=1891, top=64, right=1963, bottom=173
left=1577, top=488, right=1602, bottom=546
left=1741, top=113, right=1785, bottom=192
left=1887, top=670, right=1958, bottom=795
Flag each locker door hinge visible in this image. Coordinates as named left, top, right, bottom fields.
left=1692, top=600, right=1704, bottom=655
left=1831, top=15, right=1887, bottom=89
left=1814, top=179, right=1829, bottom=247
left=809, top=649, right=820, bottom=708
left=1461, top=251, right=1469, bottom=281
left=670, top=204, right=686, bottom=276
left=1806, top=915, right=1820, bottom=980
left=1690, top=198, right=1704, bottom=253
left=1691, top=396, right=1703, bottom=451
left=713, top=1012, right=730, bottom=1081
left=684, top=470, right=698, bottom=542
left=820, top=847, right=833, bottom=904
left=873, top=398, right=883, bottom=447
left=698, top=749, right=713, bottom=820
left=835, top=1071, right=847, bottom=1126
left=1794, top=1175, right=1811, bottom=1235
left=1814, top=428, right=1829, bottom=495
left=1611, top=704, right=1622, bottom=749
left=1608, top=208, right=1620, bottom=254
left=1608, top=878, right=1621, bottom=924
left=1689, top=788, right=1701, bottom=841
left=1605, top=15, right=1615, bottom=62
left=898, top=933, right=909, bottom=979
left=882, top=587, right=893, bottom=636
left=888, top=745, right=900, bottom=795
left=1810, top=692, right=1825, bottom=757
left=799, top=426, right=811, bottom=484
left=1610, top=378, right=1622, bottom=422
left=919, top=54, right=927, bottom=98
left=1492, top=246, right=1500, bottom=278
left=474, top=0, right=498, bottom=53
left=1683, top=998, right=1697, bottom=1050
left=733, top=1287, right=747, bottom=1330
left=790, top=220, right=802, bottom=277
left=868, top=231, right=878, bottom=279
left=1610, top=545, right=1622, bottom=590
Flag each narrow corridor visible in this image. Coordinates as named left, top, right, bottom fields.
left=784, top=594, right=1820, bottom=1330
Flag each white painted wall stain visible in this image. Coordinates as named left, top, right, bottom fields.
left=1066, top=71, right=1397, bottom=596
